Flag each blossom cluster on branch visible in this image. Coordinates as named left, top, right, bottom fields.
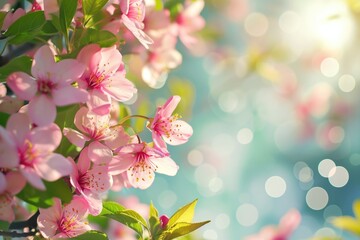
left=0, top=0, right=208, bottom=239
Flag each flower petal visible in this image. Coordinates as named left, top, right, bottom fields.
left=34, top=153, right=73, bottom=181
left=102, top=72, right=137, bottom=102
left=28, top=95, right=56, bottom=126
left=0, top=173, right=6, bottom=194
left=52, top=86, right=89, bottom=106
left=87, top=89, right=111, bottom=115
left=7, top=72, right=37, bottom=100
left=151, top=156, right=179, bottom=176
left=31, top=46, right=56, bottom=79
left=53, top=59, right=85, bottom=84
left=38, top=198, right=62, bottom=238
left=6, top=113, right=31, bottom=145
left=20, top=166, right=46, bottom=190
left=0, top=127, right=19, bottom=168
left=63, top=128, right=89, bottom=149
left=30, top=123, right=62, bottom=153
left=104, top=126, right=130, bottom=150
left=121, top=14, right=153, bottom=49
left=0, top=193, right=15, bottom=222
left=163, top=120, right=193, bottom=145
left=88, top=141, right=113, bottom=165
left=162, top=95, right=180, bottom=117
left=127, top=166, right=155, bottom=190
left=63, top=195, right=90, bottom=220
left=5, top=171, right=26, bottom=195
left=77, top=147, right=91, bottom=174
left=108, top=154, right=135, bottom=175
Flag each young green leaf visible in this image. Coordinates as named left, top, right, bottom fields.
left=44, top=179, right=72, bottom=204
left=161, top=221, right=211, bottom=240
left=0, top=220, right=10, bottom=231
left=16, top=183, right=54, bottom=208
left=70, top=230, right=108, bottom=240
left=150, top=202, right=159, bottom=219
left=149, top=202, right=161, bottom=239
left=82, top=0, right=108, bottom=25
left=0, top=112, right=10, bottom=127
left=74, top=28, right=117, bottom=49
left=59, top=0, right=77, bottom=35
left=154, top=0, right=164, bottom=10
left=0, top=55, right=32, bottom=82
left=100, top=201, right=126, bottom=215
left=0, top=11, right=7, bottom=29
left=5, top=11, right=45, bottom=37
left=167, top=199, right=198, bottom=227
left=103, top=213, right=144, bottom=237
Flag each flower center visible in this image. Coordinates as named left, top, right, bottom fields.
left=87, top=72, right=106, bottom=89
left=20, top=139, right=38, bottom=166
left=127, top=0, right=145, bottom=23
left=155, top=114, right=182, bottom=140
left=37, top=80, right=55, bottom=94
left=59, top=215, right=77, bottom=235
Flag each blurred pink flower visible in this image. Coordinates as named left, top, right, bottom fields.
left=77, top=44, right=137, bottom=115
left=149, top=95, right=193, bottom=149
left=7, top=45, right=88, bottom=126
left=37, top=196, right=91, bottom=238
left=0, top=172, right=26, bottom=222
left=1, top=8, right=25, bottom=30
left=3, top=113, right=72, bottom=190
left=246, top=209, right=301, bottom=240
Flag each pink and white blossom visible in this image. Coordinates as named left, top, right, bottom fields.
left=37, top=196, right=91, bottom=238
left=148, top=95, right=193, bottom=149
left=109, top=142, right=179, bottom=189
left=3, top=113, right=73, bottom=190
left=70, top=142, right=113, bottom=215
left=7, top=45, right=88, bottom=126
left=77, top=44, right=137, bottom=115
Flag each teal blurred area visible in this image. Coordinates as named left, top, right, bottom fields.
left=124, top=0, right=360, bottom=239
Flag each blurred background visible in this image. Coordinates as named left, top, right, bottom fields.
left=123, top=0, right=360, bottom=239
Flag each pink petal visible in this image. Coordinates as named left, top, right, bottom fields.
left=0, top=194, right=15, bottom=222
left=63, top=128, right=89, bottom=148
left=108, top=154, right=135, bottom=175
left=20, top=166, right=46, bottom=190
left=34, top=153, right=73, bottom=181
left=28, top=95, right=56, bottom=126
left=104, top=126, right=130, bottom=150
left=152, top=131, right=167, bottom=150
left=74, top=106, right=88, bottom=133
left=87, top=165, right=113, bottom=193
left=121, top=15, right=153, bottom=49
left=151, top=156, right=179, bottom=176
left=162, top=95, right=180, bottom=117
left=7, top=72, right=37, bottom=100
left=81, top=193, right=103, bottom=216
left=63, top=195, right=90, bottom=220
left=102, top=72, right=137, bottom=102
left=0, top=127, right=19, bottom=168
left=52, top=86, right=89, bottom=106
left=5, top=171, right=26, bottom=195
left=30, top=123, right=62, bottom=153
left=127, top=166, right=155, bottom=190
left=31, top=46, right=56, bottom=79
left=98, top=46, right=123, bottom=76
left=278, top=209, right=301, bottom=237
left=87, top=141, right=113, bottom=165
left=120, top=0, right=130, bottom=14
left=6, top=113, right=31, bottom=145
left=0, top=96, right=24, bottom=114
left=77, top=44, right=101, bottom=77
left=38, top=198, right=62, bottom=238
left=77, top=147, right=91, bottom=174
left=164, top=120, right=193, bottom=145
left=87, top=89, right=111, bottom=115
left=53, top=59, right=85, bottom=84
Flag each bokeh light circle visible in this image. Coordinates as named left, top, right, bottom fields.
left=318, top=159, right=336, bottom=178
left=338, top=74, right=356, bottom=92
left=265, top=176, right=287, bottom=198
left=236, top=203, right=258, bottom=226
left=320, top=58, right=339, bottom=77
left=215, top=213, right=230, bottom=229
left=244, top=12, right=269, bottom=37
left=328, top=166, right=349, bottom=188
left=306, top=187, right=329, bottom=210
left=237, top=128, right=254, bottom=145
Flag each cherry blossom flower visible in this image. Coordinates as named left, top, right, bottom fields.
left=148, top=95, right=193, bottom=149
left=7, top=45, right=88, bottom=126
left=109, top=142, right=179, bottom=189
left=2, top=113, right=72, bottom=190
left=37, top=196, right=91, bottom=238
left=63, top=106, right=130, bottom=149
left=77, top=44, right=137, bottom=115
left=119, top=0, right=153, bottom=48
left=0, top=171, right=26, bottom=222
left=172, top=0, right=205, bottom=49
left=70, top=142, right=113, bottom=215
left=246, top=209, right=301, bottom=240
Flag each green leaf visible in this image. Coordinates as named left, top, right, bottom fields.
left=161, top=221, right=210, bottom=240
left=0, top=55, right=32, bottom=82
left=0, top=220, right=9, bottom=230
left=0, top=11, right=7, bottom=29
left=70, top=230, right=108, bottom=240
left=332, top=216, right=360, bottom=236
left=59, top=0, right=77, bottom=35
left=0, top=111, right=10, bottom=127
left=5, top=11, right=45, bottom=37
left=154, top=0, right=164, bottom=10
left=150, top=202, right=159, bottom=219
left=16, top=179, right=72, bottom=208
left=104, top=213, right=144, bottom=237
left=100, top=201, right=126, bottom=215
left=149, top=202, right=161, bottom=239
left=82, top=0, right=108, bottom=25
left=75, top=28, right=117, bottom=48
left=168, top=199, right=198, bottom=227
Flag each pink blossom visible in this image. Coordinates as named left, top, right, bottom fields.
left=77, top=44, right=137, bottom=115
left=70, top=142, right=113, bottom=215
left=172, top=0, right=205, bottom=49
left=246, top=209, right=301, bottom=240
left=63, top=106, right=130, bottom=149
left=7, top=45, right=88, bottom=126
left=120, top=0, right=153, bottom=48
left=148, top=96, right=193, bottom=149
left=109, top=143, right=179, bottom=189
left=37, top=196, right=91, bottom=238
left=0, top=171, right=26, bottom=222
left=3, top=113, right=73, bottom=190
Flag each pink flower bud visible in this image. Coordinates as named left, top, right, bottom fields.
left=159, top=215, right=169, bottom=229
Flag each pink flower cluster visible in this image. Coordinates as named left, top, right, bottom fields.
left=0, top=0, right=204, bottom=238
